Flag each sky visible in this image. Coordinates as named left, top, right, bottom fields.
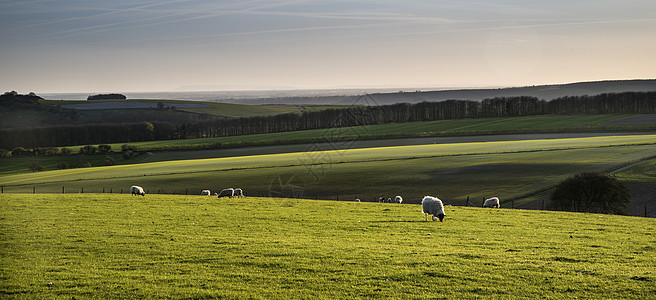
left=1, top=0, right=655, bottom=93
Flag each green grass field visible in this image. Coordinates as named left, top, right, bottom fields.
left=46, top=114, right=655, bottom=154
left=1, top=194, right=654, bottom=299
left=2, top=135, right=655, bottom=206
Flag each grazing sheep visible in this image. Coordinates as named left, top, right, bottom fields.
left=394, top=195, right=403, bottom=204
left=201, top=190, right=211, bottom=196
left=483, top=197, right=500, bottom=208
left=233, top=188, right=244, bottom=197
left=387, top=197, right=392, bottom=203
left=422, top=196, right=445, bottom=222
left=217, top=188, right=234, bottom=198
left=378, top=197, right=384, bottom=203
left=130, top=185, right=145, bottom=196
left=354, top=196, right=361, bottom=202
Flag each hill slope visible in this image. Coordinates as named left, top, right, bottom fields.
left=228, top=79, right=656, bottom=105
left=1, top=194, right=654, bottom=298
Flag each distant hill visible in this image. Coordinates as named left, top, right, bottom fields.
left=231, top=79, right=656, bottom=105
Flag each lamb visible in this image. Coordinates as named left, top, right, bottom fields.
left=130, top=185, right=145, bottom=196
left=394, top=195, right=403, bottom=204
left=201, top=190, right=211, bottom=196
left=422, top=196, right=445, bottom=222
left=233, top=188, right=244, bottom=197
left=217, top=188, right=234, bottom=198
left=482, top=197, right=500, bottom=208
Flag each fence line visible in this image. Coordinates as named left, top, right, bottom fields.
left=1, top=186, right=653, bottom=218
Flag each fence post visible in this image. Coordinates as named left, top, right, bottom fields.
left=337, top=195, right=339, bottom=201
left=186, top=189, right=188, bottom=195
left=158, top=189, right=160, bottom=194
left=33, top=186, right=36, bottom=194
left=512, top=199, right=514, bottom=209
left=466, top=196, right=469, bottom=207
left=646, top=204, right=648, bottom=218
left=62, top=186, right=65, bottom=194
left=1, top=186, right=3, bottom=193
left=81, top=187, right=84, bottom=193
left=103, top=187, right=105, bottom=193
left=110, top=188, right=112, bottom=193
left=120, top=189, right=123, bottom=194
left=541, top=199, right=544, bottom=210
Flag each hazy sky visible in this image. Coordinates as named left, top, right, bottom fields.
left=1, top=0, right=655, bottom=93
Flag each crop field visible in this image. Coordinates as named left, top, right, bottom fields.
left=2, top=135, right=655, bottom=206
left=0, top=194, right=654, bottom=298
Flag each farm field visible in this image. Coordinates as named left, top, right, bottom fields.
left=2, top=135, right=655, bottom=208
left=51, top=114, right=656, bottom=154
left=1, top=194, right=654, bottom=298
left=46, top=99, right=304, bottom=118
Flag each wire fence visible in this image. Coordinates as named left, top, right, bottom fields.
left=1, top=185, right=653, bottom=218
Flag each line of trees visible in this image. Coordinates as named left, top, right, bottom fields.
left=1, top=91, right=654, bottom=149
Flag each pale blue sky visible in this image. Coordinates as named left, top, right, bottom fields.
left=1, top=0, right=654, bottom=93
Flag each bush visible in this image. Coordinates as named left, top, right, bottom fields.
left=551, top=172, right=631, bottom=215
left=0, top=149, right=11, bottom=158
left=56, top=162, right=69, bottom=169
left=79, top=145, right=97, bottom=155
left=32, top=147, right=58, bottom=156
left=98, top=144, right=112, bottom=154
left=27, top=159, right=44, bottom=172
left=60, top=148, right=72, bottom=156
left=105, top=156, right=115, bottom=166
left=12, top=147, right=30, bottom=157
left=73, top=154, right=90, bottom=168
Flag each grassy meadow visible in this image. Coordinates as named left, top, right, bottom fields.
left=1, top=135, right=655, bottom=206
left=1, top=194, right=654, bottom=299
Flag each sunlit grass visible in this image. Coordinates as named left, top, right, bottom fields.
left=1, top=135, right=655, bottom=205
left=1, top=194, right=654, bottom=298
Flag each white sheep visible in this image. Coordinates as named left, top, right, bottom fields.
left=233, top=188, right=244, bottom=197
left=217, top=188, right=234, bottom=198
left=130, top=185, right=145, bottom=196
left=201, top=190, right=211, bottom=196
left=422, top=196, right=445, bottom=222
left=482, top=197, right=500, bottom=208
left=394, top=195, right=403, bottom=204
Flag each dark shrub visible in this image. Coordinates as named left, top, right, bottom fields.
left=551, top=172, right=631, bottom=215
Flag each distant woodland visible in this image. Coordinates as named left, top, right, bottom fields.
left=1, top=91, right=655, bottom=149
left=87, top=93, right=127, bottom=100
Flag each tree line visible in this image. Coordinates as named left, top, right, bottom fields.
left=1, top=91, right=654, bottom=149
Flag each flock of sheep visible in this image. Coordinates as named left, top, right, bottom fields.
left=130, top=185, right=500, bottom=222
left=421, top=196, right=500, bottom=222
left=201, top=188, right=244, bottom=198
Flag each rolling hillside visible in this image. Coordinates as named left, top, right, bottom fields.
left=225, top=79, right=656, bottom=105
left=2, top=134, right=655, bottom=217
left=1, top=194, right=654, bottom=298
